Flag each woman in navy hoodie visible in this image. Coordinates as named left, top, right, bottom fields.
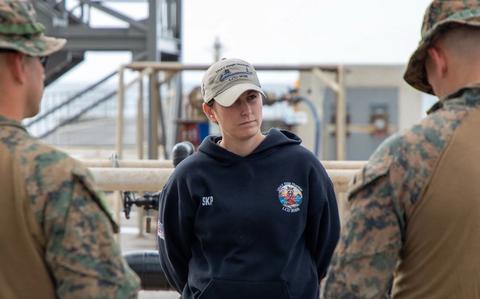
left=158, top=58, right=340, bottom=299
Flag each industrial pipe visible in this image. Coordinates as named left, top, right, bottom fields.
left=89, top=168, right=173, bottom=192
left=82, top=159, right=364, bottom=170
left=81, top=159, right=173, bottom=168
left=89, top=167, right=358, bottom=193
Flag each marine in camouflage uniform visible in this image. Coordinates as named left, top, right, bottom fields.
left=322, top=1, right=480, bottom=298
left=0, top=1, right=140, bottom=298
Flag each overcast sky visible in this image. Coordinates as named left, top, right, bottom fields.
left=51, top=0, right=433, bottom=87
left=184, top=0, right=432, bottom=64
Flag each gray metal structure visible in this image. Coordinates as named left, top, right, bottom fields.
left=30, top=0, right=183, bottom=159
left=323, top=87, right=399, bottom=160
left=34, top=0, right=181, bottom=63
left=116, top=63, right=345, bottom=160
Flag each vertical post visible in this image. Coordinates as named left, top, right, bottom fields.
left=116, top=66, right=125, bottom=159
left=60, top=0, right=67, bottom=20
left=174, top=0, right=183, bottom=148
left=173, top=70, right=183, bottom=150
left=79, top=1, right=84, bottom=22
left=147, top=0, right=159, bottom=61
left=136, top=73, right=144, bottom=160
left=110, top=154, right=121, bottom=243
left=137, top=72, right=146, bottom=238
left=158, top=73, right=169, bottom=159
left=176, top=0, right=182, bottom=44
left=147, top=0, right=159, bottom=160
left=137, top=202, right=145, bottom=237
left=86, top=2, right=91, bottom=24
left=148, top=71, right=159, bottom=159
left=336, top=65, right=346, bottom=160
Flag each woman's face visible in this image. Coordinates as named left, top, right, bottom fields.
left=206, top=90, right=263, bottom=142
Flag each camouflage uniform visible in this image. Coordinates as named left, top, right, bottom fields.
left=323, top=1, right=480, bottom=298
left=322, top=85, right=480, bottom=298
left=0, top=1, right=140, bottom=298
left=0, top=116, right=140, bottom=298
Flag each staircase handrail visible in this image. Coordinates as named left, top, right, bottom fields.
left=37, top=76, right=140, bottom=139
left=25, top=70, right=118, bottom=128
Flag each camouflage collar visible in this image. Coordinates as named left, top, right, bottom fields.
left=426, top=101, right=443, bottom=115
left=428, top=84, right=480, bottom=114
left=0, top=115, right=27, bottom=132
left=444, top=83, right=480, bottom=100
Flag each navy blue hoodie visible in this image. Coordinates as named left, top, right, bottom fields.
left=158, top=129, right=340, bottom=299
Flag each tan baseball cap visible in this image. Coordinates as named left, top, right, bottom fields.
left=201, top=58, right=265, bottom=107
left=404, top=0, right=480, bottom=94
left=0, top=0, right=66, bottom=57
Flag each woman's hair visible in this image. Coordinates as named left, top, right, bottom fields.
left=206, top=91, right=265, bottom=108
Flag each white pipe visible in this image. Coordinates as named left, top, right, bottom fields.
left=82, top=159, right=173, bottom=168
left=90, top=168, right=173, bottom=192
left=82, top=159, right=363, bottom=170
left=321, top=160, right=366, bottom=170
left=89, top=168, right=358, bottom=193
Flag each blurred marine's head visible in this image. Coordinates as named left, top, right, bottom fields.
left=0, top=0, right=66, bottom=120
left=0, top=0, right=65, bottom=56
left=404, top=0, right=480, bottom=94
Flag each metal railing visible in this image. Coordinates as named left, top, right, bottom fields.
left=26, top=70, right=118, bottom=128
left=26, top=47, right=147, bottom=139
left=26, top=70, right=121, bottom=138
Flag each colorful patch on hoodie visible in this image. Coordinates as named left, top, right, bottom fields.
left=278, top=182, right=303, bottom=213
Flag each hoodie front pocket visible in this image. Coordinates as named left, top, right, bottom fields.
left=198, top=279, right=291, bottom=299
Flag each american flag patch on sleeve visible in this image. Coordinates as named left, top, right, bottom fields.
left=158, top=222, right=165, bottom=239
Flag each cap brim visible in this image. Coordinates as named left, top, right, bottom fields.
left=214, top=83, right=265, bottom=107
left=0, top=34, right=66, bottom=56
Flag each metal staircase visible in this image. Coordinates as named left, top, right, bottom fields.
left=28, top=0, right=182, bottom=145
left=25, top=70, right=119, bottom=138
left=35, top=0, right=181, bottom=84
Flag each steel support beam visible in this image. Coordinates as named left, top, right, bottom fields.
left=116, top=66, right=125, bottom=159
left=148, top=72, right=159, bottom=159
left=87, top=1, right=148, bottom=32
left=137, top=74, right=145, bottom=159
left=57, top=27, right=147, bottom=51
left=125, top=62, right=339, bottom=72
left=335, top=66, right=347, bottom=160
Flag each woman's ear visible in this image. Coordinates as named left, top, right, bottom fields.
left=202, top=102, right=217, bottom=123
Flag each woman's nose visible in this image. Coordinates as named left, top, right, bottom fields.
left=240, top=100, right=252, bottom=115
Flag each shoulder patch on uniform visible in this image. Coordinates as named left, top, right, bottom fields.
left=72, top=167, right=119, bottom=233
left=348, top=162, right=390, bottom=200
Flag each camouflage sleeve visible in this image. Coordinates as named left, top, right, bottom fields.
left=43, top=172, right=140, bottom=299
left=322, top=161, right=405, bottom=298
